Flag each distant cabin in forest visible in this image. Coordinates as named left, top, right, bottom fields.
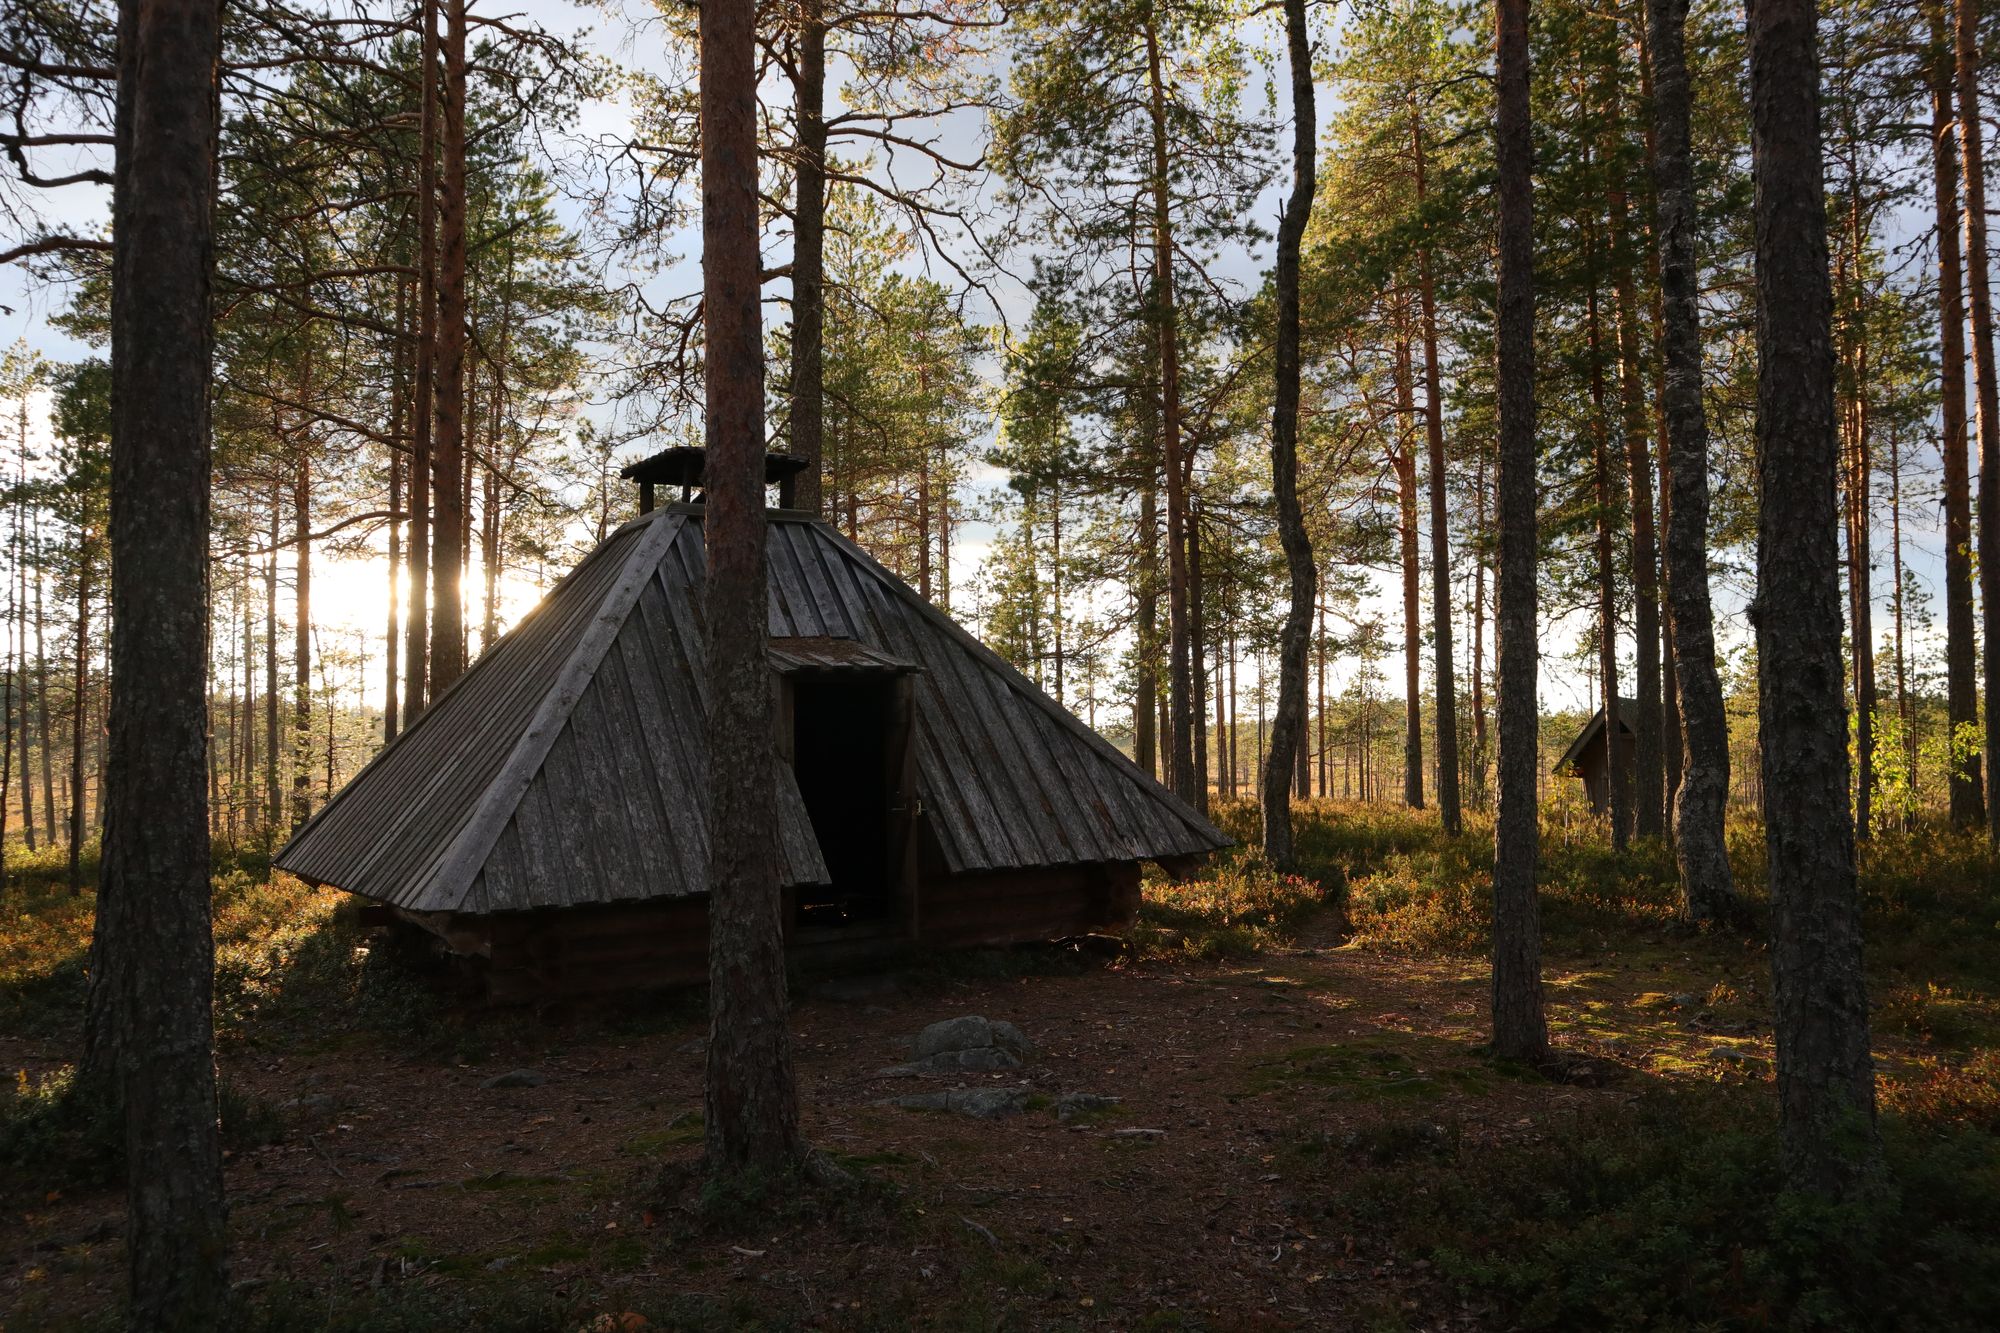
left=1553, top=698, right=1639, bottom=816
left=275, top=448, right=1227, bottom=1002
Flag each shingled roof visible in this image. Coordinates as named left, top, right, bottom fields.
left=276, top=505, right=1227, bottom=915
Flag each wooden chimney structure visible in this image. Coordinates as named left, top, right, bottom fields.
left=276, top=451, right=1227, bottom=1000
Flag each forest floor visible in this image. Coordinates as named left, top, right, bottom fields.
left=3, top=802, right=2000, bottom=1331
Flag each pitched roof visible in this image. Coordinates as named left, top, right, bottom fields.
left=1553, top=697, right=1641, bottom=773
left=276, top=506, right=1227, bottom=914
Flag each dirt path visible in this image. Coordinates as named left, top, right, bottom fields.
left=2, top=935, right=1782, bottom=1330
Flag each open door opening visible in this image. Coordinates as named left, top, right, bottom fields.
left=790, top=675, right=904, bottom=930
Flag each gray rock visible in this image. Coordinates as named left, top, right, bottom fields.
left=910, top=1015, right=1035, bottom=1062
left=880, top=1086, right=1032, bottom=1119
left=280, top=1094, right=336, bottom=1114
left=1055, top=1093, right=1121, bottom=1123
left=481, top=1069, right=547, bottom=1089
left=1706, top=1046, right=1765, bottom=1066
left=877, top=1046, right=1024, bottom=1078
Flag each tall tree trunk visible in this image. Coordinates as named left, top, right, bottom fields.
left=1316, top=598, right=1328, bottom=797
left=15, top=430, right=32, bottom=853
left=1145, top=11, right=1197, bottom=809
left=1841, top=175, right=1875, bottom=839
left=1135, top=387, right=1159, bottom=779
left=1586, top=256, right=1629, bottom=851
left=1745, top=0, right=1883, bottom=1196
left=1649, top=0, right=1737, bottom=920
left=34, top=539, right=51, bottom=841
left=1188, top=504, right=1210, bottom=809
left=385, top=280, right=407, bottom=744
left=1473, top=451, right=1489, bottom=806
left=1890, top=425, right=1916, bottom=811
left=86, top=0, right=228, bottom=1315
left=1957, top=0, right=2000, bottom=848
left=702, top=0, right=802, bottom=1175
left=404, top=0, right=438, bottom=725
left=1608, top=89, right=1665, bottom=840
left=1636, top=18, right=1682, bottom=815
left=1262, top=0, right=1315, bottom=866
left=291, top=453, right=312, bottom=829
left=1394, top=329, right=1425, bottom=811
left=1492, top=0, right=1547, bottom=1063
left=264, top=488, right=279, bottom=836
left=429, top=0, right=468, bottom=696
left=791, top=0, right=827, bottom=516
left=1933, top=2, right=1982, bottom=827
left=1413, top=106, right=1463, bottom=834
left=69, top=550, right=89, bottom=892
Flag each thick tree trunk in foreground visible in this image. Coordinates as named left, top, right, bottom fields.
left=1745, top=0, right=1883, bottom=1197
left=1933, top=4, right=1983, bottom=828
left=701, top=0, right=802, bottom=1175
left=1261, top=0, right=1316, bottom=869
left=1491, top=0, right=1547, bottom=1063
left=430, top=0, right=469, bottom=697
left=790, top=0, right=827, bottom=517
left=92, top=0, right=229, bottom=1318
left=1648, top=0, right=1737, bottom=921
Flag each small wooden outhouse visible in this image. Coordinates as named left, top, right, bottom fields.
left=1553, top=697, right=1639, bottom=816
left=276, top=449, right=1227, bottom=1000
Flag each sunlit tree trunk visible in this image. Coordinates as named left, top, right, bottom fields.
left=1261, top=0, right=1315, bottom=864
left=1394, top=328, right=1424, bottom=811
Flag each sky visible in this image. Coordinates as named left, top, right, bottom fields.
left=0, top=0, right=1960, bottom=734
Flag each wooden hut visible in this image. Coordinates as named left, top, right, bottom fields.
left=1553, top=698, right=1638, bottom=816
left=276, top=449, right=1228, bottom=1000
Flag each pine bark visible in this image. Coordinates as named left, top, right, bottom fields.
left=1958, top=0, right=2000, bottom=847
left=404, top=0, right=438, bottom=725
left=1144, top=11, right=1197, bottom=809
left=1586, top=259, right=1629, bottom=851
left=1608, top=102, right=1665, bottom=840
left=1414, top=106, right=1462, bottom=834
left=1261, top=0, right=1316, bottom=868
left=1394, top=330, right=1425, bottom=810
left=1648, top=0, right=1737, bottom=921
left=1745, top=0, right=1883, bottom=1196
left=429, top=0, right=469, bottom=696
left=69, top=546, right=89, bottom=892
left=790, top=0, right=827, bottom=516
left=701, top=0, right=803, bottom=1175
left=1939, top=0, right=1987, bottom=827
left=91, top=0, right=229, bottom=1316
left=1491, top=0, right=1547, bottom=1062
left=291, top=453, right=311, bottom=829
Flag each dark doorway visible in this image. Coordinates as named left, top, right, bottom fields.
left=790, top=676, right=899, bottom=928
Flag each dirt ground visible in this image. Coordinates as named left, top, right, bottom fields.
left=0, top=920, right=1807, bottom=1331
